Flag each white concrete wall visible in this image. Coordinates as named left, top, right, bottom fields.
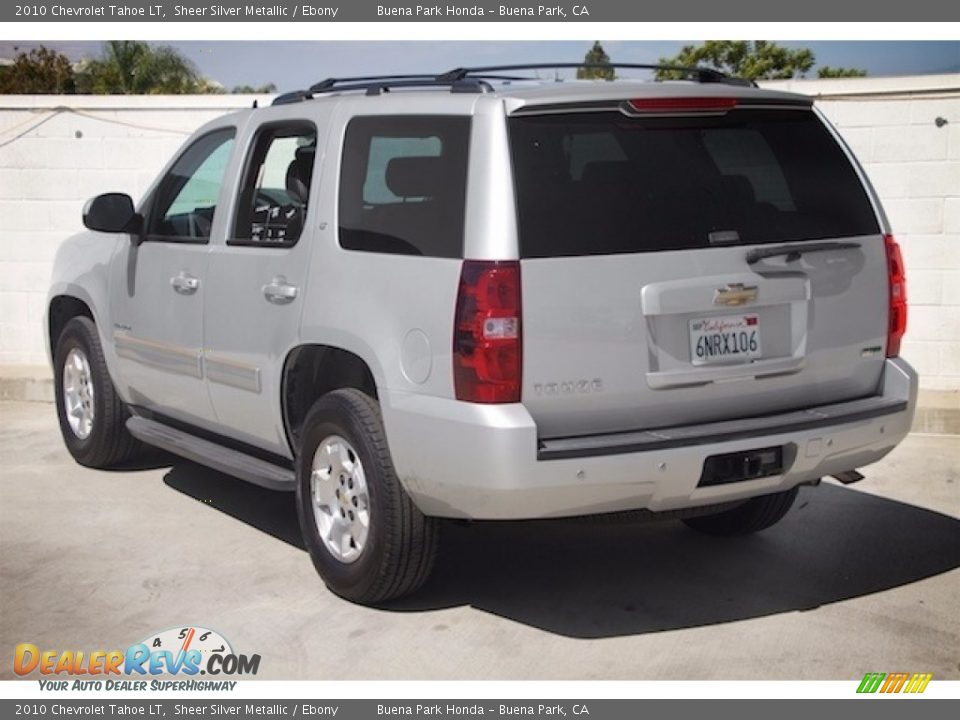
left=1, top=77, right=959, bottom=390
left=762, top=75, right=960, bottom=391
left=0, top=95, right=262, bottom=366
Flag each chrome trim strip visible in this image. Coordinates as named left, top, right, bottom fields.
left=204, top=354, right=262, bottom=394
left=114, top=333, right=202, bottom=379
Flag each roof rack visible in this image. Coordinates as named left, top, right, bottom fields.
left=272, top=90, right=315, bottom=106
left=310, top=74, right=438, bottom=92
left=271, top=62, right=755, bottom=105
left=273, top=75, right=490, bottom=104
left=439, top=63, right=756, bottom=87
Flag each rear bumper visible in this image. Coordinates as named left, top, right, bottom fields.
left=381, top=358, right=917, bottom=520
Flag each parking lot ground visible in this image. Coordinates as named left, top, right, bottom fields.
left=1, top=400, right=958, bottom=680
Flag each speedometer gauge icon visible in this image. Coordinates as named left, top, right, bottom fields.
left=140, top=626, right=233, bottom=671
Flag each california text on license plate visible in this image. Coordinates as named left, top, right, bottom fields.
left=689, top=314, right=762, bottom=366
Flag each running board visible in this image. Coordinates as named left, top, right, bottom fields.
left=126, top=416, right=296, bottom=491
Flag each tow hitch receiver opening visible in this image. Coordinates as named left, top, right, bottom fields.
left=831, top=470, right=866, bottom=485
left=698, top=446, right=785, bottom=487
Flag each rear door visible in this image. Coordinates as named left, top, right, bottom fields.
left=510, top=99, right=888, bottom=438
left=203, top=113, right=329, bottom=456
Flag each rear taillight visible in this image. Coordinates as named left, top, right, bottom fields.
left=453, top=260, right=522, bottom=403
left=884, top=233, right=907, bottom=358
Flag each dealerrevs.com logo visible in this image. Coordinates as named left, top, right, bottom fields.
left=14, top=626, right=260, bottom=690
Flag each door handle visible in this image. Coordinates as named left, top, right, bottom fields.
left=170, top=271, right=200, bottom=295
left=262, top=276, right=299, bottom=305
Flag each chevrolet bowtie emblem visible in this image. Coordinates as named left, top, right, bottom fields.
left=714, top=283, right=758, bottom=306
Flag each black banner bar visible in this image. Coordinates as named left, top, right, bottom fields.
left=3, top=0, right=959, bottom=22
left=0, top=700, right=958, bottom=720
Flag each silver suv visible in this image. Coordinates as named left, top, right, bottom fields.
left=47, top=64, right=917, bottom=603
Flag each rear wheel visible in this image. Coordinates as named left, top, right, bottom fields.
left=682, top=487, right=799, bottom=536
left=53, top=316, right=142, bottom=468
left=295, top=388, right=438, bottom=604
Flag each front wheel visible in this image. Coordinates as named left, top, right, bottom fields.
left=295, top=388, right=438, bottom=604
left=682, top=487, right=799, bottom=536
left=53, top=316, right=142, bottom=468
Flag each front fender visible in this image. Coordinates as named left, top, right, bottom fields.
left=46, top=230, right=123, bottom=371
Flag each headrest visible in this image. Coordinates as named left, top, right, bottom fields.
left=285, top=145, right=316, bottom=205
left=580, top=161, right=633, bottom=186
left=721, top=175, right=757, bottom=204
left=385, top=156, right=445, bottom=199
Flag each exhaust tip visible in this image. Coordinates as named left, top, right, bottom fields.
left=831, top=470, right=865, bottom=485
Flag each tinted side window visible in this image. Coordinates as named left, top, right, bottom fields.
left=509, top=110, right=879, bottom=258
left=231, top=123, right=317, bottom=247
left=147, top=128, right=235, bottom=243
left=338, top=116, right=470, bottom=258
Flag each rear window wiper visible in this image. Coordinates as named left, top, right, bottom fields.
left=745, top=240, right=861, bottom=265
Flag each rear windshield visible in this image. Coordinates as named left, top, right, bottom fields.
left=508, top=109, right=879, bottom=258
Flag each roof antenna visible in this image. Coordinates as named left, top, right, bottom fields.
left=252, top=99, right=258, bottom=109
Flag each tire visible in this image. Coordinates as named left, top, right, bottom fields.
left=295, top=388, right=438, bottom=604
left=682, top=487, right=799, bottom=537
left=53, top=316, right=142, bottom=468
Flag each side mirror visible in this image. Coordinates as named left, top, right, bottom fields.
left=82, top=193, right=143, bottom=235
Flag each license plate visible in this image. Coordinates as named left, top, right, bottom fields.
left=689, top=314, right=761, bottom=366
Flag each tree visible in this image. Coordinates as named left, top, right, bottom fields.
left=76, top=41, right=204, bottom=94
left=818, top=66, right=868, bottom=79
left=657, top=41, right=866, bottom=81
left=231, top=82, right=278, bottom=94
left=656, top=41, right=819, bottom=80
left=196, top=78, right=227, bottom=94
left=0, top=46, right=75, bottom=94
left=577, top=41, right=615, bottom=81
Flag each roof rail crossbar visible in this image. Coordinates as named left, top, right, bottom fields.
left=440, top=63, right=757, bottom=87
left=304, top=74, right=496, bottom=96
left=309, top=74, right=439, bottom=93
left=306, top=78, right=494, bottom=96
left=274, top=62, right=757, bottom=106
left=271, top=90, right=314, bottom=106
left=358, top=79, right=454, bottom=96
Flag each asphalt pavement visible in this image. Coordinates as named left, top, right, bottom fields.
left=1, top=400, right=958, bottom=680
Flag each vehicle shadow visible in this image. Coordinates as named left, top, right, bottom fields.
left=163, top=461, right=960, bottom=639
left=163, top=460, right=304, bottom=549
left=110, top=447, right=177, bottom=472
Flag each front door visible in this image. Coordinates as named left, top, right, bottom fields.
left=109, top=127, right=236, bottom=426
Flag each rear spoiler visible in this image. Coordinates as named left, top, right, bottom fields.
left=509, top=95, right=814, bottom=117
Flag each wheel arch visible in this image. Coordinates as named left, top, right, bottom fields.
left=281, top=344, right=380, bottom=455
left=47, top=292, right=96, bottom=361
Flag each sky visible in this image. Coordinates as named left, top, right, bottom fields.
left=1, top=40, right=957, bottom=91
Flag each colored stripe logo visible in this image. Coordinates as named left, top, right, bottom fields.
left=857, top=672, right=933, bottom=694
